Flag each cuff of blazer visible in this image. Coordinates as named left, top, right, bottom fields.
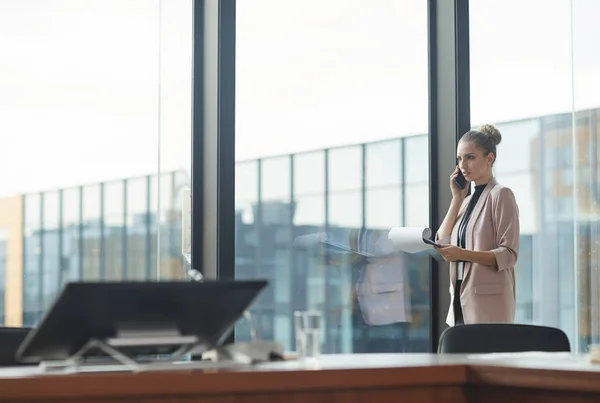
left=436, top=234, right=450, bottom=245
left=491, top=246, right=517, bottom=271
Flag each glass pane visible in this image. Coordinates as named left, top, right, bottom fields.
left=573, top=0, right=600, bottom=351
left=366, top=140, right=402, bottom=188
left=328, top=192, right=362, bottom=229
left=23, top=194, right=41, bottom=325
left=295, top=152, right=325, bottom=196
left=329, top=147, right=362, bottom=192
left=149, top=176, right=159, bottom=279
left=237, top=161, right=259, bottom=203
left=470, top=0, right=585, bottom=350
left=492, top=119, right=540, bottom=176
left=62, top=188, right=81, bottom=283
left=82, top=185, right=101, bottom=281
left=104, top=181, right=125, bottom=281
left=404, top=184, right=429, bottom=227
left=404, top=135, right=428, bottom=185
left=262, top=157, right=291, bottom=201
left=0, top=1, right=192, bottom=328
left=42, top=192, right=60, bottom=311
left=127, top=177, right=151, bottom=281
left=236, top=0, right=429, bottom=353
left=293, top=196, right=325, bottom=227
left=157, top=0, right=193, bottom=282
left=0, top=230, right=7, bottom=325
left=366, top=188, right=402, bottom=230
left=158, top=172, right=186, bottom=281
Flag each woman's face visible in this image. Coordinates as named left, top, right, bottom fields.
left=456, top=140, right=494, bottom=184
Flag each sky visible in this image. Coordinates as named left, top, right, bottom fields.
left=0, top=0, right=599, bottom=197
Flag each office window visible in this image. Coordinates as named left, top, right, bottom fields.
left=104, top=181, right=125, bottom=281
left=0, top=230, right=6, bottom=325
left=470, top=0, right=600, bottom=351
left=404, top=135, right=429, bottom=185
left=294, top=152, right=327, bottom=227
left=235, top=161, right=259, bottom=286
left=23, top=194, right=41, bottom=325
left=0, top=1, right=192, bottom=327
left=365, top=140, right=403, bottom=230
left=82, top=185, right=101, bottom=281
left=235, top=0, right=429, bottom=353
left=61, top=188, right=81, bottom=284
left=295, top=152, right=326, bottom=197
left=573, top=0, right=600, bottom=350
left=41, top=191, right=60, bottom=312
left=126, top=177, right=151, bottom=281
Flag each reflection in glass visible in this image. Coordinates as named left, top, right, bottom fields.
left=236, top=1, right=429, bottom=354
left=492, top=119, right=540, bottom=175
left=329, top=147, right=362, bottom=192
left=366, top=188, right=402, bottom=230
left=126, top=177, right=151, bottom=280
left=0, top=230, right=7, bottom=325
left=158, top=172, right=185, bottom=281
left=42, top=192, right=60, bottom=312
left=403, top=184, right=429, bottom=227
left=236, top=161, right=258, bottom=203
left=404, top=136, right=428, bottom=184
left=469, top=0, right=600, bottom=351
left=294, top=196, right=325, bottom=227
left=366, top=140, right=401, bottom=188
left=61, top=188, right=81, bottom=283
left=149, top=176, right=158, bottom=280
left=82, top=185, right=101, bottom=281
left=103, top=181, right=125, bottom=280
left=262, top=157, right=291, bottom=202
left=23, top=194, right=41, bottom=325
left=295, top=152, right=325, bottom=196
left=573, top=0, right=600, bottom=349
left=328, top=192, right=362, bottom=229
left=0, top=0, right=193, bottom=327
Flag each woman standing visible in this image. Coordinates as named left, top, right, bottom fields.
left=435, top=124, right=520, bottom=326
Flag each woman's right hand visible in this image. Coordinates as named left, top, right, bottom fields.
left=450, top=166, right=469, bottom=200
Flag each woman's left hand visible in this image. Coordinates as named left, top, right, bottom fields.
left=435, top=245, right=466, bottom=262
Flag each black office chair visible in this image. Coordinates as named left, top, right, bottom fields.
left=0, top=327, right=33, bottom=366
left=437, top=323, right=570, bottom=354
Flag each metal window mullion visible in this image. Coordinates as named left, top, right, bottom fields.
left=427, top=0, right=471, bottom=352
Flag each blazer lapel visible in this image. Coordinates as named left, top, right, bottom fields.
left=464, top=178, right=498, bottom=279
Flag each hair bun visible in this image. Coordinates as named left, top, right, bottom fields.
left=480, top=124, right=502, bottom=146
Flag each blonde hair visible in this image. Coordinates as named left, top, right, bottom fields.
left=460, top=124, right=502, bottom=162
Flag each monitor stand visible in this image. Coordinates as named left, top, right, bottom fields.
left=40, top=326, right=200, bottom=372
left=38, top=312, right=286, bottom=373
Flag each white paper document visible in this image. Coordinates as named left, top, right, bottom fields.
left=388, top=227, right=444, bottom=261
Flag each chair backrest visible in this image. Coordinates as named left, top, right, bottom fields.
left=438, top=324, right=571, bottom=354
left=0, top=327, right=33, bottom=366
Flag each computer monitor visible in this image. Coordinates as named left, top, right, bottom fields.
left=16, top=280, right=268, bottom=363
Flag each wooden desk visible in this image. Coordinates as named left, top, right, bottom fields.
left=1, top=353, right=599, bottom=402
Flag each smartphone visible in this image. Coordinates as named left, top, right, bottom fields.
left=453, top=169, right=468, bottom=190
left=422, top=238, right=442, bottom=248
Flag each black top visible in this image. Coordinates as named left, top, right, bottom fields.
left=457, top=183, right=487, bottom=249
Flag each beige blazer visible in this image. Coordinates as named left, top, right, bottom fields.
left=436, top=178, right=520, bottom=326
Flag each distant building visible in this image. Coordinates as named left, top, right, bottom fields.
left=1, top=107, right=599, bottom=351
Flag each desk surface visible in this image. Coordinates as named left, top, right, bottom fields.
left=1, top=353, right=600, bottom=402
